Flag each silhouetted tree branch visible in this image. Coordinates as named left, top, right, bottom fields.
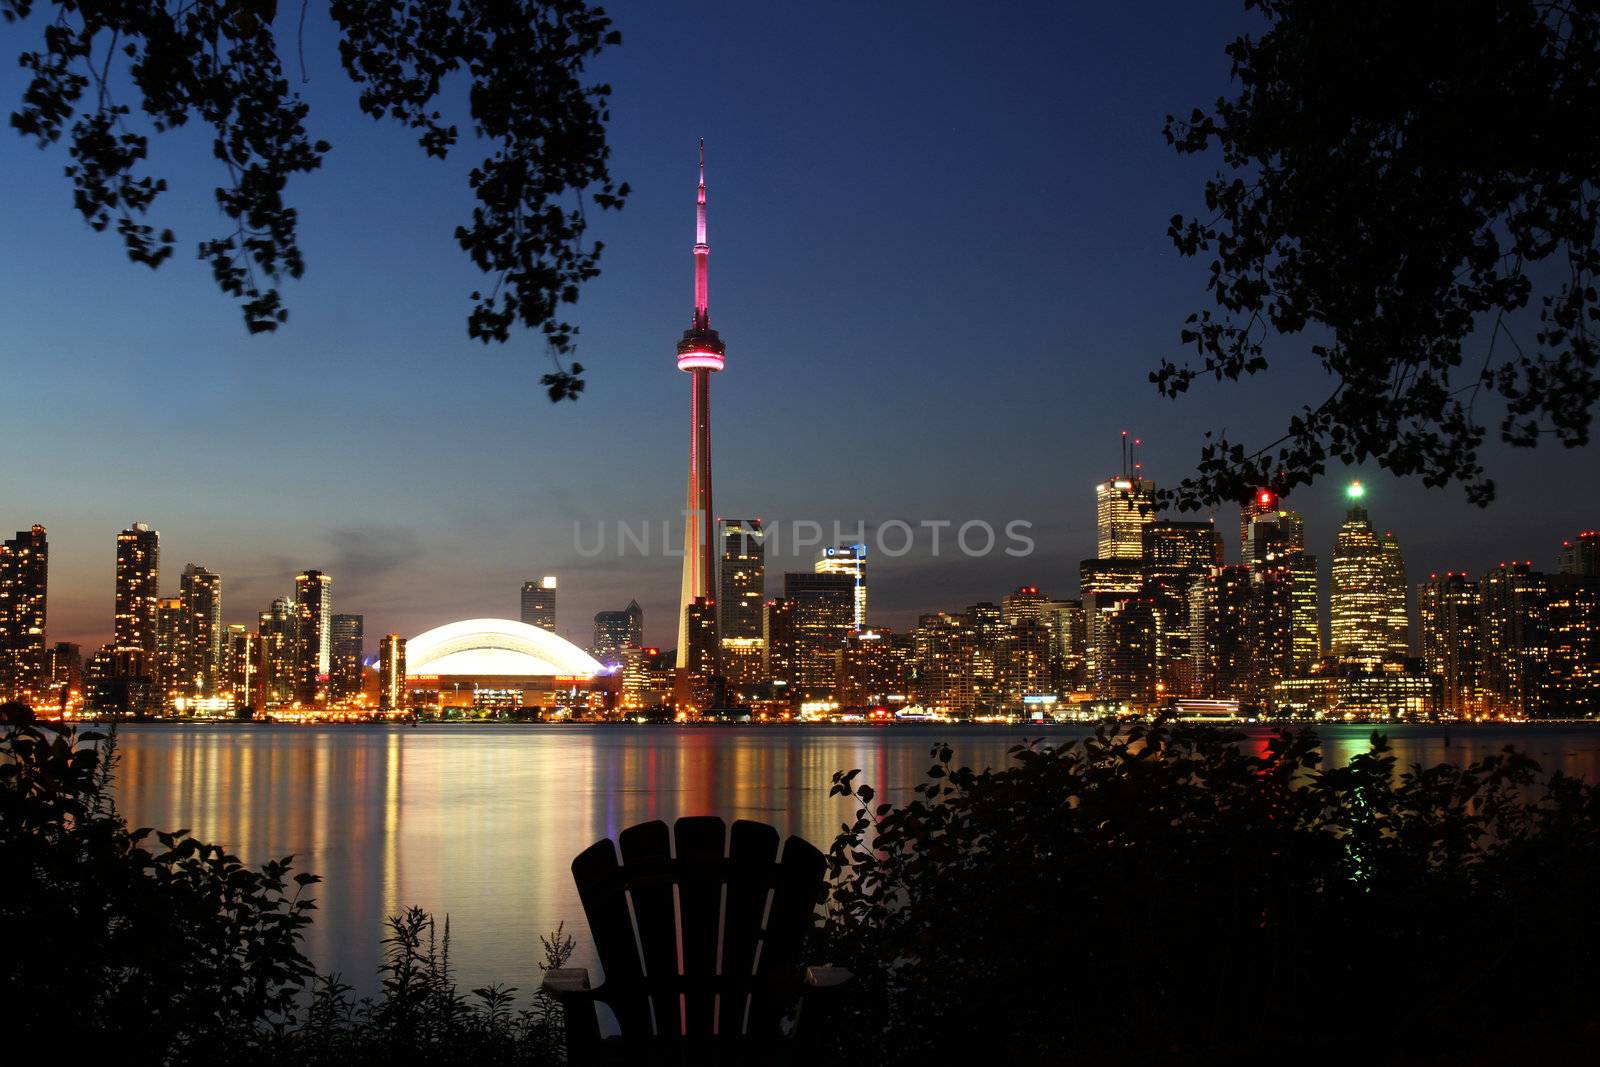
left=5, top=0, right=626, bottom=396
left=1162, top=0, right=1599, bottom=507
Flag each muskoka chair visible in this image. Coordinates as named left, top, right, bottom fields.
left=541, top=816, right=851, bottom=1064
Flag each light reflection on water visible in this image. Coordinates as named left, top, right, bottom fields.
left=109, top=722, right=1600, bottom=998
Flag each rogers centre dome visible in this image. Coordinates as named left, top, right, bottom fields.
left=406, top=618, right=603, bottom=678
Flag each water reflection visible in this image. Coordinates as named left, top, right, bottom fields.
left=111, top=723, right=1600, bottom=998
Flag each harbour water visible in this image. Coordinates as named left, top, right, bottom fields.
left=108, top=722, right=1600, bottom=998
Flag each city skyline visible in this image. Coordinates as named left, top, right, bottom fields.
left=3, top=5, right=1596, bottom=652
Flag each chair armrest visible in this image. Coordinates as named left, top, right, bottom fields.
left=804, top=965, right=853, bottom=990
left=541, top=967, right=598, bottom=1000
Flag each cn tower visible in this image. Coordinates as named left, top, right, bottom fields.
left=675, top=140, right=725, bottom=668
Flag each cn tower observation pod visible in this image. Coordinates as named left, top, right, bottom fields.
left=406, top=618, right=603, bottom=678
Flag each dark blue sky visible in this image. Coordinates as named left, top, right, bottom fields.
left=3, top=2, right=1592, bottom=651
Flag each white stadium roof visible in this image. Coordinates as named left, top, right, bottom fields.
left=406, top=618, right=603, bottom=678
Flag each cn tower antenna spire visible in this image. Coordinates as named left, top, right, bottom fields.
left=694, top=138, right=709, bottom=329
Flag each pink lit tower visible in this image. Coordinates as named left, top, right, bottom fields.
left=675, top=140, right=725, bottom=671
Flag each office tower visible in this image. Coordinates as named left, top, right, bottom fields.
left=293, top=570, right=332, bottom=704
left=330, top=613, right=364, bottom=701
left=1558, top=530, right=1599, bottom=576
left=378, top=634, right=406, bottom=711
left=224, top=625, right=260, bottom=712
left=1095, top=475, right=1157, bottom=560
left=114, top=522, right=160, bottom=662
left=1145, top=520, right=1223, bottom=578
left=1080, top=558, right=1143, bottom=693
left=962, top=602, right=1004, bottom=707
left=1330, top=484, right=1403, bottom=661
left=718, top=520, right=766, bottom=688
left=677, top=596, right=720, bottom=712
left=783, top=572, right=854, bottom=699
left=763, top=597, right=798, bottom=695
left=835, top=629, right=903, bottom=708
left=1242, top=510, right=1320, bottom=672
left=1001, top=585, right=1050, bottom=628
left=1239, top=489, right=1280, bottom=562
left=179, top=564, right=223, bottom=697
left=1143, top=520, right=1222, bottom=697
left=258, top=597, right=299, bottom=706
left=1478, top=562, right=1547, bottom=716
left=1046, top=599, right=1087, bottom=691
left=0, top=525, right=48, bottom=701
left=154, top=597, right=187, bottom=704
left=815, top=544, right=867, bottom=630
left=1192, top=566, right=1253, bottom=700
left=675, top=141, right=726, bottom=670
left=1418, top=572, right=1480, bottom=715
left=1249, top=555, right=1297, bottom=701
left=913, top=611, right=978, bottom=715
left=592, top=600, right=645, bottom=661
left=1539, top=573, right=1600, bottom=718
left=520, top=576, right=558, bottom=631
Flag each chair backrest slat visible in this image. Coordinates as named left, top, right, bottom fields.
left=570, top=816, right=821, bottom=1045
left=616, top=820, right=677, bottom=1035
left=674, top=816, right=728, bottom=1037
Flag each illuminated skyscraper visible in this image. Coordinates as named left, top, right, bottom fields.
left=675, top=141, right=726, bottom=670
left=763, top=597, right=798, bottom=696
left=1418, top=572, right=1480, bottom=715
left=1095, top=476, right=1156, bottom=560
left=1192, top=566, right=1253, bottom=700
left=179, top=563, right=223, bottom=697
left=114, top=522, right=160, bottom=663
left=294, top=570, right=333, bottom=704
left=836, top=629, right=903, bottom=708
left=719, top=520, right=766, bottom=688
left=258, top=597, right=299, bottom=706
left=154, top=596, right=186, bottom=704
left=1559, top=530, right=1600, bottom=576
left=1479, top=562, right=1547, bottom=716
left=592, top=600, right=644, bottom=661
left=224, top=625, right=260, bottom=712
left=1330, top=483, right=1401, bottom=661
left=913, top=611, right=979, bottom=715
left=1142, top=520, right=1222, bottom=696
left=0, top=525, right=48, bottom=701
left=1539, top=573, right=1600, bottom=718
left=1001, top=585, right=1050, bottom=628
left=1080, top=558, right=1143, bottom=693
left=520, top=577, right=557, bottom=631
left=1239, top=489, right=1280, bottom=563
left=815, top=545, right=867, bottom=630
left=330, top=613, right=364, bottom=701
left=378, top=634, right=407, bottom=711
left=783, top=571, right=854, bottom=699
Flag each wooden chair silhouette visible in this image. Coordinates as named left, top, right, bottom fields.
left=542, top=816, right=850, bottom=1064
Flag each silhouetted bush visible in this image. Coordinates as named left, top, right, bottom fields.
left=822, top=723, right=1600, bottom=1062
left=1, top=718, right=567, bottom=1064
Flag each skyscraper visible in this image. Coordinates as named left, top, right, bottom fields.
left=1559, top=530, right=1599, bottom=576
left=592, top=600, right=644, bottom=660
left=815, top=545, right=867, bottom=630
left=520, top=577, right=558, bottom=631
left=1239, top=489, right=1280, bottom=563
left=1330, top=483, right=1401, bottom=661
left=0, top=525, right=48, bottom=701
left=1479, top=562, right=1547, bottom=717
left=224, top=625, right=260, bottom=713
left=783, top=571, right=854, bottom=699
left=1380, top=531, right=1408, bottom=656
left=719, top=520, right=766, bottom=689
left=1192, top=566, right=1253, bottom=701
left=1080, top=557, right=1143, bottom=693
left=114, top=522, right=160, bottom=666
left=154, top=596, right=186, bottom=704
left=1095, top=476, right=1156, bottom=560
left=331, top=613, right=365, bottom=701
left=293, top=570, right=332, bottom=704
left=675, top=141, right=726, bottom=670
left=378, top=634, right=407, bottom=711
left=179, top=563, right=223, bottom=697
left=1418, top=572, right=1480, bottom=715
left=258, top=597, right=299, bottom=706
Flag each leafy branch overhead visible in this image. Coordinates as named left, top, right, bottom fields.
left=5, top=0, right=626, bottom=398
left=1161, top=0, right=1599, bottom=508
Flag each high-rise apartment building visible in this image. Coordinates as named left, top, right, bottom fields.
left=835, top=628, right=903, bottom=708
left=154, top=596, right=187, bottom=704
left=1478, top=562, right=1546, bottom=717
left=1539, top=573, right=1600, bottom=718
left=1001, top=585, right=1050, bottom=628
left=763, top=597, right=797, bottom=696
left=258, top=597, right=300, bottom=706
left=521, top=577, right=557, bottom=631
left=224, top=625, right=260, bottom=712
left=1192, top=566, right=1253, bottom=700
left=179, top=563, right=223, bottom=698
left=1559, top=531, right=1599, bottom=576
left=592, top=600, right=644, bottom=661
left=815, top=544, right=867, bottom=630
left=1380, top=532, right=1408, bottom=656
left=0, top=525, right=48, bottom=701
left=1080, top=558, right=1143, bottom=693
left=677, top=596, right=720, bottom=712
left=913, top=611, right=979, bottom=715
left=293, top=570, right=332, bottom=704
left=330, top=613, right=364, bottom=702
left=114, top=522, right=160, bottom=665
left=378, top=634, right=407, bottom=711
left=1418, top=572, right=1480, bottom=715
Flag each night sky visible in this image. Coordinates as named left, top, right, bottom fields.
left=3, top=2, right=1593, bottom=653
